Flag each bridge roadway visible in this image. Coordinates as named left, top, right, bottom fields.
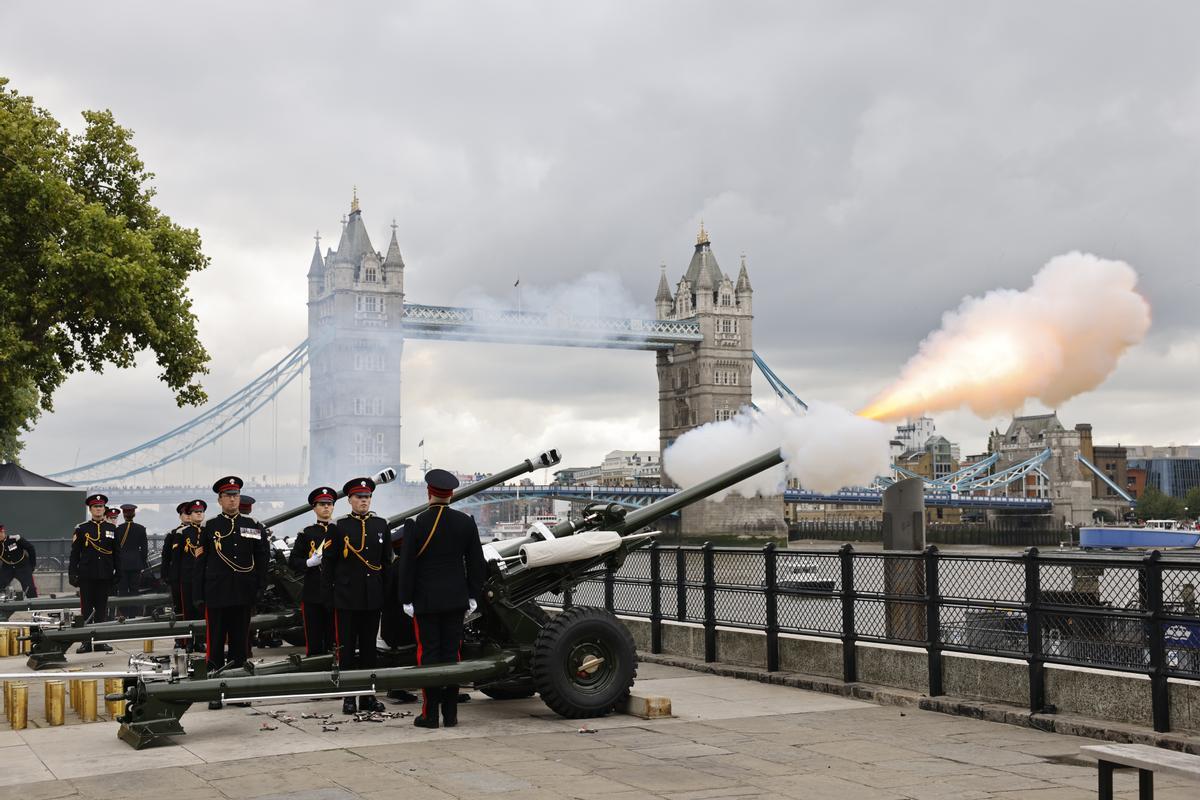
left=97, top=482, right=1052, bottom=513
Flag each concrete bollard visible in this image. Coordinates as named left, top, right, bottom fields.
left=79, top=679, right=97, bottom=722
left=6, top=628, right=16, bottom=655
left=105, top=678, right=124, bottom=717
left=0, top=629, right=9, bottom=657
left=10, top=684, right=27, bottom=730
left=45, top=680, right=65, bottom=726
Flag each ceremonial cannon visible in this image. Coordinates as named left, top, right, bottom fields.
left=113, top=447, right=784, bottom=748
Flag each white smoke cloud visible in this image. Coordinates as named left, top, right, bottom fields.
left=860, top=252, right=1152, bottom=421
left=663, top=401, right=892, bottom=497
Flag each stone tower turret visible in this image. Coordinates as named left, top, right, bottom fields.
left=655, top=223, right=782, bottom=538
left=307, top=190, right=405, bottom=486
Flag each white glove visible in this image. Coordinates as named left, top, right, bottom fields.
left=305, top=550, right=323, bottom=568
left=467, top=598, right=477, bottom=614
left=403, top=603, right=414, bottom=618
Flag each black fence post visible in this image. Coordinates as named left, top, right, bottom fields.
left=650, top=541, right=662, bottom=654
left=604, top=557, right=615, bottom=613
left=676, top=548, right=688, bottom=622
left=1024, top=547, right=1046, bottom=714
left=924, top=545, right=943, bottom=697
left=1144, top=550, right=1170, bottom=733
left=839, top=543, right=857, bottom=683
left=764, top=542, right=779, bottom=672
left=702, top=542, right=716, bottom=663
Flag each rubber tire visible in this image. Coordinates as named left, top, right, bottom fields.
left=478, top=679, right=537, bottom=700
left=531, top=606, right=637, bottom=719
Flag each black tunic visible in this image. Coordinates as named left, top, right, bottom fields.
left=69, top=520, right=121, bottom=582
left=397, top=505, right=486, bottom=614
left=0, top=536, right=36, bottom=570
left=116, top=521, right=149, bottom=571
left=288, top=521, right=332, bottom=604
left=160, top=525, right=184, bottom=583
left=178, top=523, right=202, bottom=585
left=194, top=513, right=268, bottom=609
left=321, top=513, right=391, bottom=611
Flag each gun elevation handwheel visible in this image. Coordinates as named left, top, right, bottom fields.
left=531, top=606, right=636, bottom=718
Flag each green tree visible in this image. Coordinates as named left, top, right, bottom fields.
left=1183, top=486, right=1200, bottom=521
left=1135, top=485, right=1185, bottom=521
left=0, top=78, right=209, bottom=460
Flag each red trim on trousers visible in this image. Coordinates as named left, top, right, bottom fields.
left=301, top=601, right=309, bottom=655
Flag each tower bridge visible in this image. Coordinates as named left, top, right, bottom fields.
left=49, top=195, right=1053, bottom=530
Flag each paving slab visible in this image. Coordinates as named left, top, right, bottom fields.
left=2, top=642, right=1199, bottom=799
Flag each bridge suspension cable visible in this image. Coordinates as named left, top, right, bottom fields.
left=47, top=341, right=311, bottom=486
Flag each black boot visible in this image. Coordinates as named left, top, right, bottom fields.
left=342, top=697, right=358, bottom=716
left=94, top=643, right=113, bottom=652
left=413, top=689, right=439, bottom=728
left=359, top=695, right=385, bottom=713
left=76, top=643, right=93, bottom=654
left=386, top=689, right=418, bottom=704
left=440, top=685, right=458, bottom=728
left=208, top=700, right=223, bottom=710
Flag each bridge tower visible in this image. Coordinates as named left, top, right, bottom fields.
left=306, top=191, right=406, bottom=484
left=656, top=224, right=785, bottom=537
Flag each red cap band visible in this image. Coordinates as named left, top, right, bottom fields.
left=313, top=492, right=335, bottom=503
left=428, top=486, right=454, bottom=498
left=217, top=482, right=240, bottom=493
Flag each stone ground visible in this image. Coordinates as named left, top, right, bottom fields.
left=0, top=638, right=1196, bottom=799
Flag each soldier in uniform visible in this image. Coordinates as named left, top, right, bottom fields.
left=288, top=486, right=336, bottom=656
left=160, top=503, right=189, bottom=613
left=69, top=493, right=122, bottom=651
left=238, top=495, right=256, bottom=516
left=179, top=499, right=207, bottom=652
left=321, top=477, right=389, bottom=715
left=104, top=506, right=120, bottom=525
left=0, top=525, right=37, bottom=597
left=194, top=477, right=267, bottom=706
left=381, top=524, right=419, bottom=704
left=399, top=469, right=487, bottom=729
left=116, top=503, right=149, bottom=616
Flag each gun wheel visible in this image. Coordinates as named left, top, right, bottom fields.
left=532, top=606, right=636, bottom=718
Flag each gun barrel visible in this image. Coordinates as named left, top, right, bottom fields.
left=614, top=448, right=784, bottom=534
left=0, top=592, right=172, bottom=621
left=260, top=467, right=399, bottom=530
left=385, top=449, right=561, bottom=529
left=490, top=448, right=784, bottom=561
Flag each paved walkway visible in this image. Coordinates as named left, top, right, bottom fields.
left=1, top=643, right=1196, bottom=799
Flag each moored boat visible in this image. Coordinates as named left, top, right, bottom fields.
left=1079, top=519, right=1200, bottom=549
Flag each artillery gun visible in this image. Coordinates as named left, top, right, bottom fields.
left=22, top=456, right=560, bottom=668
left=113, top=447, right=784, bottom=748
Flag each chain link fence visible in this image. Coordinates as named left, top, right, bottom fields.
left=542, top=543, right=1200, bottom=733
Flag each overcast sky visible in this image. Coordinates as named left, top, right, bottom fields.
left=3, top=1, right=1198, bottom=486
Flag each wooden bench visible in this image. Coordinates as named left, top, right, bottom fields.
left=1080, top=743, right=1200, bottom=799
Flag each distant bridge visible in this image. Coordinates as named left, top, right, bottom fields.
left=97, top=481, right=1052, bottom=514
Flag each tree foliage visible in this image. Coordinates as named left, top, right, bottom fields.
left=1134, top=485, right=1185, bottom=521
left=1183, top=487, right=1200, bottom=520
left=0, top=77, right=209, bottom=460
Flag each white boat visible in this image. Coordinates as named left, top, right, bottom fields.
left=490, top=513, right=568, bottom=541
left=1079, top=519, right=1200, bottom=549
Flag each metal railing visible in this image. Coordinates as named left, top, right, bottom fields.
left=541, top=543, right=1200, bottom=733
